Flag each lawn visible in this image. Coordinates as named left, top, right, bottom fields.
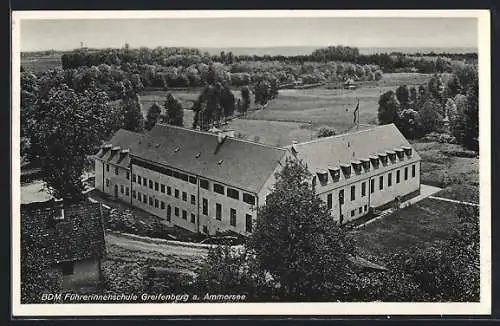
left=353, top=198, right=464, bottom=262
left=21, top=55, right=62, bottom=73
left=411, top=140, right=479, bottom=202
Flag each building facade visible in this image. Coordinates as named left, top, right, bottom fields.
left=94, top=123, right=421, bottom=235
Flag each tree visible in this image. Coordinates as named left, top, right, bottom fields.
left=395, top=85, right=410, bottom=109
left=317, top=127, right=336, bottom=138
left=164, top=93, right=184, bottom=126
left=145, top=103, right=162, bottom=131
left=33, top=85, right=117, bottom=200
left=220, top=84, right=236, bottom=118
left=249, top=159, right=357, bottom=301
left=254, top=81, right=271, bottom=106
left=240, top=86, right=251, bottom=114
left=461, top=76, right=479, bottom=151
left=420, top=98, right=443, bottom=133
left=428, top=73, right=445, bottom=99
left=377, top=91, right=400, bottom=125
left=396, top=109, right=424, bottom=139
left=120, top=93, right=145, bottom=133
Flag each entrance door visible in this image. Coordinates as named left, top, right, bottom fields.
left=114, top=185, right=118, bottom=198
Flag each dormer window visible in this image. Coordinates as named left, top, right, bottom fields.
left=378, top=153, right=388, bottom=165
left=351, top=161, right=362, bottom=174
left=316, top=170, right=328, bottom=185
left=369, top=155, right=380, bottom=168
left=395, top=148, right=405, bottom=160
left=402, top=146, right=413, bottom=157
left=361, top=158, right=370, bottom=171
left=340, top=164, right=351, bottom=177
left=386, top=151, right=397, bottom=163
left=328, top=167, right=341, bottom=181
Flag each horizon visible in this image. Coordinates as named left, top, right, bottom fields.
left=19, top=17, right=478, bottom=53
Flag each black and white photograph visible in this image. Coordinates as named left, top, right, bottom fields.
left=11, top=10, right=490, bottom=316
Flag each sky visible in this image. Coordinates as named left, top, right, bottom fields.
left=19, top=17, right=478, bottom=52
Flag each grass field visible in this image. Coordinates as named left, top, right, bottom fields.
left=353, top=198, right=464, bottom=262
left=21, top=55, right=62, bottom=73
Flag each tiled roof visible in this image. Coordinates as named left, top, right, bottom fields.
left=101, top=125, right=287, bottom=193
left=290, top=124, right=421, bottom=187
left=21, top=201, right=106, bottom=263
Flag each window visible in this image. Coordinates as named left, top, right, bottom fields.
left=153, top=199, right=157, bottom=208
left=350, top=185, right=356, bottom=201
left=149, top=197, right=153, bottom=206
left=370, top=179, right=375, bottom=193
left=175, top=207, right=179, bottom=217
left=404, top=167, right=408, bottom=180
left=202, top=198, right=208, bottom=215
left=175, top=189, right=179, bottom=198
left=115, top=167, right=119, bottom=175
left=165, top=168, right=172, bottom=176
left=412, top=164, right=416, bottom=178
left=359, top=207, right=362, bottom=214
left=161, top=201, right=165, bottom=210
left=155, top=182, right=159, bottom=191
left=200, top=179, right=209, bottom=190
left=388, top=173, right=392, bottom=187
left=149, top=180, right=153, bottom=189
left=191, top=194, right=196, bottom=205
left=125, top=187, right=129, bottom=196
left=138, top=192, right=142, bottom=201
left=61, top=262, right=74, bottom=276
left=161, top=184, right=165, bottom=193
left=180, top=173, right=189, bottom=182
left=214, top=183, right=225, bottom=195
left=361, top=182, right=366, bottom=197
left=243, top=193, right=256, bottom=205
left=132, top=174, right=136, bottom=182
left=167, top=205, right=171, bottom=221
left=203, top=225, right=208, bottom=234
left=106, top=179, right=110, bottom=187
left=143, top=177, right=147, bottom=186
left=227, top=188, right=239, bottom=200
left=230, top=209, right=236, bottom=226
left=396, top=170, right=400, bottom=183
left=216, top=203, right=222, bottom=220
left=126, top=172, right=130, bottom=180
left=191, top=213, right=196, bottom=223
left=182, top=210, right=187, bottom=220
left=143, top=194, right=147, bottom=204
left=379, top=176, right=384, bottom=190
left=364, top=205, right=368, bottom=212
left=189, top=176, right=197, bottom=184
left=182, top=192, right=187, bottom=201
left=351, top=210, right=355, bottom=217
left=339, top=189, right=344, bottom=205
left=106, top=164, right=109, bottom=172
left=327, top=193, right=333, bottom=209
left=167, top=186, right=172, bottom=196
left=246, top=214, right=253, bottom=233
left=138, top=175, right=142, bottom=184
left=132, top=190, right=136, bottom=199
left=120, top=185, right=124, bottom=194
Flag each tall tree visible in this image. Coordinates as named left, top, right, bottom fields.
left=121, top=93, right=144, bottom=133
left=144, top=103, right=162, bottom=131
left=249, top=159, right=357, bottom=301
left=33, top=85, right=117, bottom=200
left=240, top=86, right=251, bottom=114
left=164, top=93, right=184, bottom=126
left=395, top=85, right=410, bottom=109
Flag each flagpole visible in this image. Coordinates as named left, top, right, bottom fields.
left=357, top=98, right=360, bottom=131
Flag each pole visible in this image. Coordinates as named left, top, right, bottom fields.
left=357, top=98, right=360, bottom=131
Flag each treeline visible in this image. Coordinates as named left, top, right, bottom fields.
left=58, top=46, right=384, bottom=89
left=377, top=62, right=478, bottom=151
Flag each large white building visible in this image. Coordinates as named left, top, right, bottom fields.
left=93, top=123, right=421, bottom=236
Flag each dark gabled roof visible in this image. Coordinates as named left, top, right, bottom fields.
left=102, top=124, right=287, bottom=193
left=291, top=124, right=421, bottom=179
left=21, top=201, right=106, bottom=264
